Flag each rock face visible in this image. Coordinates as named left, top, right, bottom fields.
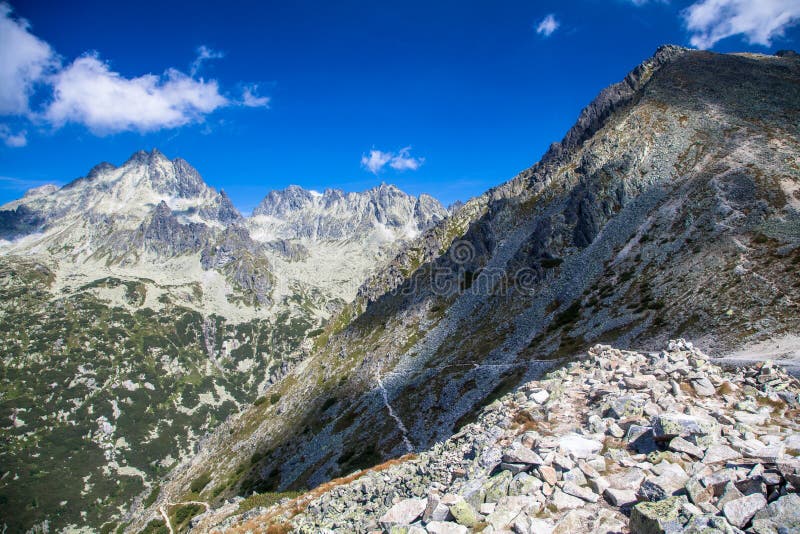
left=207, top=342, right=800, bottom=533
left=127, top=47, right=800, bottom=534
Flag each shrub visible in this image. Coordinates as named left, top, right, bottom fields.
left=189, top=472, right=211, bottom=493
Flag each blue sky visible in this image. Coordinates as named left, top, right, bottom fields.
left=1, top=0, right=799, bottom=212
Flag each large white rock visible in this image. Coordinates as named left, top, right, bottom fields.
left=379, top=497, right=426, bottom=526
left=558, top=434, right=603, bottom=459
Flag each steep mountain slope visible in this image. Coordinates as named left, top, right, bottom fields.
left=0, top=154, right=444, bottom=531
left=127, top=46, right=800, bottom=532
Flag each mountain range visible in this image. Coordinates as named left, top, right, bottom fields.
left=0, top=152, right=446, bottom=531
left=1, top=44, right=799, bottom=534
left=119, top=45, right=800, bottom=533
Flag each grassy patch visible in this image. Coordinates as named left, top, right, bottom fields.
left=237, top=491, right=304, bottom=514
left=189, top=472, right=211, bottom=494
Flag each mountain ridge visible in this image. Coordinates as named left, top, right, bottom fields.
left=123, top=45, right=800, bottom=533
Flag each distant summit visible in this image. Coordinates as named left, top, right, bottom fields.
left=250, top=182, right=447, bottom=241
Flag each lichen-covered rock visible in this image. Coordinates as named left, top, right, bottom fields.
left=652, top=414, right=720, bottom=448
left=629, top=496, right=690, bottom=534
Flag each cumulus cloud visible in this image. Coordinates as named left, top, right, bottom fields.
left=190, top=45, right=224, bottom=76
left=0, top=3, right=57, bottom=115
left=0, top=124, right=26, bottom=147
left=389, top=147, right=424, bottom=171
left=44, top=54, right=228, bottom=134
left=535, top=14, right=560, bottom=37
left=0, top=3, right=268, bottom=142
left=683, top=0, right=800, bottom=49
left=241, top=85, right=270, bottom=107
left=361, top=149, right=393, bottom=174
left=361, top=147, right=424, bottom=174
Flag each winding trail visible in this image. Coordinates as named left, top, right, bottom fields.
left=376, top=375, right=414, bottom=453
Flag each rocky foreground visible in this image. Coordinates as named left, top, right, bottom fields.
left=214, top=341, right=800, bottom=533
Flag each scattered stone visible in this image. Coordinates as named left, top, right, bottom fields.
left=627, top=425, right=657, bottom=454
left=750, top=493, right=800, bottom=533
left=503, top=444, right=545, bottom=465
left=530, top=389, right=550, bottom=404
left=652, top=414, right=720, bottom=447
left=639, top=464, right=689, bottom=501
left=558, top=434, right=603, bottom=459
left=278, top=342, right=800, bottom=534
left=552, top=488, right=585, bottom=511
left=603, top=487, right=638, bottom=507
left=447, top=497, right=481, bottom=527
left=607, top=468, right=645, bottom=490
left=607, top=395, right=644, bottom=419
left=379, top=498, right=426, bottom=527
left=668, top=436, right=704, bottom=458
left=562, top=481, right=599, bottom=503
left=684, top=476, right=713, bottom=505
left=703, top=445, right=739, bottom=464
left=691, top=377, right=716, bottom=396
left=538, top=465, right=558, bottom=486
left=630, top=496, right=689, bottom=534
left=716, top=481, right=743, bottom=508
left=721, top=493, right=766, bottom=529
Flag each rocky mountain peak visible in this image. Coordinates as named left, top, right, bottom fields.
left=250, top=183, right=447, bottom=241
left=541, top=44, right=690, bottom=168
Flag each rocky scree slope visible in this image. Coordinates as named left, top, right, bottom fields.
left=127, top=46, right=800, bottom=531
left=0, top=151, right=444, bottom=532
left=207, top=340, right=800, bottom=533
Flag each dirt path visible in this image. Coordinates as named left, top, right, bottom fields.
left=715, top=333, right=800, bottom=376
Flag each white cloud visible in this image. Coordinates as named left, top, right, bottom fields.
left=0, top=4, right=268, bottom=141
left=361, top=149, right=393, bottom=174
left=0, top=124, right=27, bottom=147
left=683, top=0, right=800, bottom=49
left=361, top=147, right=424, bottom=174
left=389, top=147, right=424, bottom=171
left=44, top=54, right=229, bottom=134
left=536, top=14, right=560, bottom=37
left=626, top=0, right=668, bottom=6
left=241, top=85, right=270, bottom=107
left=190, top=45, right=224, bottom=76
left=0, top=3, right=57, bottom=115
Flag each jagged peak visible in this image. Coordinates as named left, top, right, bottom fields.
left=540, top=44, right=691, bottom=168
left=123, top=148, right=169, bottom=166
left=253, top=182, right=445, bottom=218
left=152, top=199, right=173, bottom=217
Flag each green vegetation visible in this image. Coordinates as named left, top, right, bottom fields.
left=237, top=491, right=304, bottom=514
left=171, top=503, right=203, bottom=531
left=0, top=257, right=320, bottom=532
left=139, top=520, right=169, bottom=534
left=190, top=472, right=212, bottom=493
